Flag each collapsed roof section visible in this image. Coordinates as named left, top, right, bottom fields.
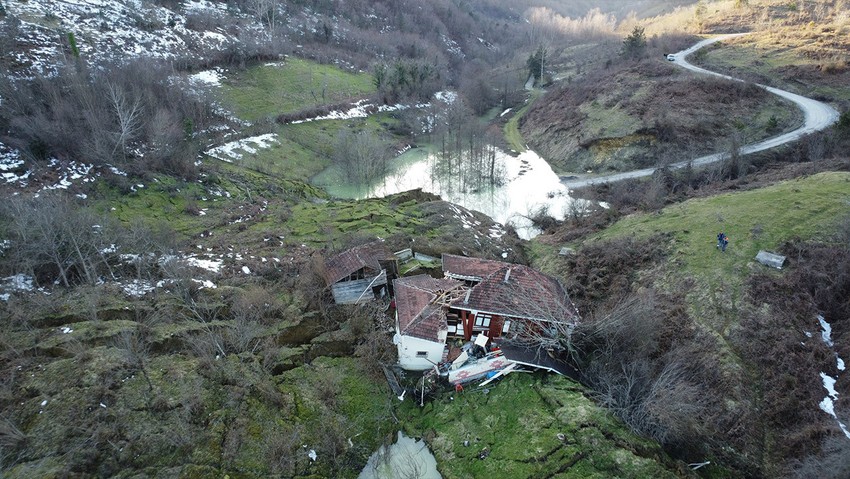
left=394, top=275, right=464, bottom=342
left=442, top=253, right=507, bottom=282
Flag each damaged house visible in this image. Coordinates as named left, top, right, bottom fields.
left=323, top=241, right=398, bottom=304
left=394, top=254, right=580, bottom=378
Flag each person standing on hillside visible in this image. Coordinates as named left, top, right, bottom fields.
left=717, top=232, right=725, bottom=249
left=721, top=235, right=729, bottom=252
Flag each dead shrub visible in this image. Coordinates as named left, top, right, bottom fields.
left=560, top=234, right=668, bottom=311
left=575, top=292, right=708, bottom=453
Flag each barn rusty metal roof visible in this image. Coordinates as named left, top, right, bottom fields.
left=323, top=241, right=392, bottom=286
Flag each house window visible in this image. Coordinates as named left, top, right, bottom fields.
left=502, top=320, right=512, bottom=333
left=416, top=351, right=428, bottom=358
left=474, top=314, right=491, bottom=328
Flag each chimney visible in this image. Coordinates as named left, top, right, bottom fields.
left=503, top=268, right=511, bottom=283
left=463, top=289, right=471, bottom=305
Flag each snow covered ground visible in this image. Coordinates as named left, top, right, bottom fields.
left=815, top=315, right=850, bottom=439
left=5, top=0, right=249, bottom=78
left=205, top=133, right=280, bottom=163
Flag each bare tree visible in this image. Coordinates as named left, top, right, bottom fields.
left=248, top=0, right=280, bottom=30
left=488, top=268, right=581, bottom=360
left=575, top=293, right=707, bottom=447
left=1, top=195, right=119, bottom=287
left=106, top=82, right=143, bottom=161
left=332, top=130, right=390, bottom=185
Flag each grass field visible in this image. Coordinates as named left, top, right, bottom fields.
left=503, top=90, right=541, bottom=153
left=565, top=171, right=850, bottom=335
left=221, top=58, right=375, bottom=122
left=593, top=171, right=849, bottom=278
left=235, top=117, right=395, bottom=181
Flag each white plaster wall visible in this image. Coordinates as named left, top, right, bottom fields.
left=397, top=335, right=444, bottom=371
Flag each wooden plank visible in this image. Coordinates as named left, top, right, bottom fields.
left=382, top=366, right=405, bottom=398
left=331, top=271, right=387, bottom=304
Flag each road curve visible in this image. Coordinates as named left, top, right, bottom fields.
left=561, top=33, right=841, bottom=190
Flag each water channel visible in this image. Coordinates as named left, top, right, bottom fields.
left=316, top=146, right=587, bottom=239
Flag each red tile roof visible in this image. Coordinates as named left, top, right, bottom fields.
left=442, top=253, right=507, bottom=281
left=451, top=264, right=578, bottom=324
left=395, top=275, right=464, bottom=342
left=323, top=241, right=391, bottom=286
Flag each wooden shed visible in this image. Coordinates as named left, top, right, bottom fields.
left=323, top=241, right=398, bottom=304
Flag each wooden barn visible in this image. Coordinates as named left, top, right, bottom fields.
left=323, top=241, right=398, bottom=304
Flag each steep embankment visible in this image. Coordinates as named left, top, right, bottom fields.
left=519, top=50, right=800, bottom=176
left=534, top=171, right=850, bottom=476
left=559, top=34, right=841, bottom=188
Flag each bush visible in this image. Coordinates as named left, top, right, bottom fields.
left=0, top=58, right=215, bottom=173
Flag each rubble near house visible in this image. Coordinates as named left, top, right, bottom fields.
left=393, top=253, right=581, bottom=387
left=323, top=241, right=398, bottom=304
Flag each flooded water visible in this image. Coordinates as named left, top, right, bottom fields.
left=358, top=431, right=441, bottom=479
left=318, top=147, right=585, bottom=239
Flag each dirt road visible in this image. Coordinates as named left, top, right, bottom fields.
left=561, top=34, right=841, bottom=190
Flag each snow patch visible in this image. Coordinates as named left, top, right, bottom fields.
left=815, top=315, right=850, bottom=439
left=1, top=275, right=35, bottom=297
left=185, top=257, right=223, bottom=273
left=205, top=134, right=279, bottom=162
left=190, top=69, right=223, bottom=86
left=819, top=315, right=833, bottom=347
left=192, top=279, right=217, bottom=289
left=434, top=90, right=458, bottom=104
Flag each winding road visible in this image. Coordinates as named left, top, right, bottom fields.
left=561, top=33, right=841, bottom=190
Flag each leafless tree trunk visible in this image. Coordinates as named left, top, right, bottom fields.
left=106, top=82, right=143, bottom=161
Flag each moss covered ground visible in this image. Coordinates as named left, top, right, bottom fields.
left=1, top=281, right=393, bottom=478
left=401, top=373, right=689, bottom=478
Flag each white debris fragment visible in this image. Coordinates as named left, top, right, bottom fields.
left=60, top=327, right=73, bottom=334
left=242, top=266, right=251, bottom=275
left=308, top=449, right=317, bottom=461
left=41, top=400, right=48, bottom=406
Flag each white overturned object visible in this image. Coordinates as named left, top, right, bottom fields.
left=755, top=250, right=785, bottom=269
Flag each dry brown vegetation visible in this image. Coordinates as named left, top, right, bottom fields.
left=543, top=224, right=850, bottom=477
left=520, top=42, right=794, bottom=174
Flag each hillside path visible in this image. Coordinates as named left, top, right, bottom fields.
left=560, top=33, right=841, bottom=190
